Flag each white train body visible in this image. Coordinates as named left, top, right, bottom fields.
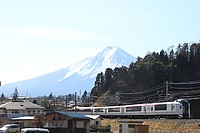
left=76, top=99, right=190, bottom=119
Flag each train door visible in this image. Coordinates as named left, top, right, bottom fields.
left=121, top=107, right=125, bottom=115
left=104, top=108, right=108, bottom=115
left=182, top=101, right=190, bottom=118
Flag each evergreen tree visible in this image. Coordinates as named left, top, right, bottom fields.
left=90, top=41, right=200, bottom=104
left=12, top=87, right=19, bottom=101
left=0, top=93, right=5, bottom=101
left=48, top=92, right=53, bottom=99
left=104, top=68, right=113, bottom=92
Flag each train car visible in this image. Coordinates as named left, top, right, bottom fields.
left=123, top=100, right=184, bottom=118
left=76, top=99, right=190, bottom=119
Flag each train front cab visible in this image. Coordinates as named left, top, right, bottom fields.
left=176, top=99, right=190, bottom=118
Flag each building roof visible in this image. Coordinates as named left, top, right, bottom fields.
left=85, top=115, right=100, bottom=120
left=11, top=116, right=35, bottom=120
left=54, top=111, right=90, bottom=119
left=0, top=101, right=45, bottom=110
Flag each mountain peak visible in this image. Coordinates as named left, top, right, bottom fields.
left=86, top=46, right=118, bottom=57
left=61, top=46, right=135, bottom=80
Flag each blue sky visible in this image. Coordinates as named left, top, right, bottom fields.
left=0, top=0, right=200, bottom=85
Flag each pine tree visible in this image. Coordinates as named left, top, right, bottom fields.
left=0, top=93, right=5, bottom=101
left=12, top=87, right=19, bottom=101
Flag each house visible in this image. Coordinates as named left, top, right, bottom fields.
left=45, top=111, right=90, bottom=133
left=118, top=120, right=149, bottom=133
left=0, top=100, right=45, bottom=118
left=85, top=115, right=101, bottom=127
left=11, top=116, right=35, bottom=128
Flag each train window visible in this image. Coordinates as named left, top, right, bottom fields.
left=155, top=104, right=167, bottom=111
left=94, top=109, right=104, bottom=112
left=108, top=108, right=120, bottom=112
left=79, top=109, right=91, bottom=112
left=151, top=107, right=153, bottom=111
left=126, top=106, right=142, bottom=112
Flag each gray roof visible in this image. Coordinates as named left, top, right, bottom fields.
left=0, top=101, right=45, bottom=110
left=11, top=116, right=35, bottom=120
left=55, top=111, right=90, bottom=119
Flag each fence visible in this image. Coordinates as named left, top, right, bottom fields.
left=90, top=126, right=112, bottom=133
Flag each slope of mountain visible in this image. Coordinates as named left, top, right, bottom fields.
left=0, top=46, right=136, bottom=97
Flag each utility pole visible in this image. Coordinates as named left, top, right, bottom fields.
left=115, top=91, right=120, bottom=106
left=166, top=81, right=169, bottom=101
left=65, top=95, right=68, bottom=111
left=157, top=90, right=160, bottom=102
left=75, top=92, right=77, bottom=112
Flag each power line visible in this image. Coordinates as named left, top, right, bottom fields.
left=118, top=80, right=200, bottom=105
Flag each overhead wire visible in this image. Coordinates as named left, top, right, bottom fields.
left=118, top=80, right=200, bottom=105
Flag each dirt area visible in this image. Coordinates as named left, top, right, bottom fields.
left=101, top=119, right=200, bottom=133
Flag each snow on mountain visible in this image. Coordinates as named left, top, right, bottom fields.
left=0, top=46, right=136, bottom=97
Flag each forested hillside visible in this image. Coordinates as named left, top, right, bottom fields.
left=88, top=42, right=200, bottom=105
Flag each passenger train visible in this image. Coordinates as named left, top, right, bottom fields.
left=76, top=99, right=190, bottom=119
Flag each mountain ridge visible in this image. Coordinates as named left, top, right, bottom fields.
left=0, top=46, right=136, bottom=97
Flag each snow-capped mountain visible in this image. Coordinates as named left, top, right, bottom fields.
left=0, top=46, right=136, bottom=97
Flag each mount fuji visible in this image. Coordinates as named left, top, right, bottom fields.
left=0, top=46, right=136, bottom=97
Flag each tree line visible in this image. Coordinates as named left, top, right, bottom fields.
left=87, top=42, right=200, bottom=104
